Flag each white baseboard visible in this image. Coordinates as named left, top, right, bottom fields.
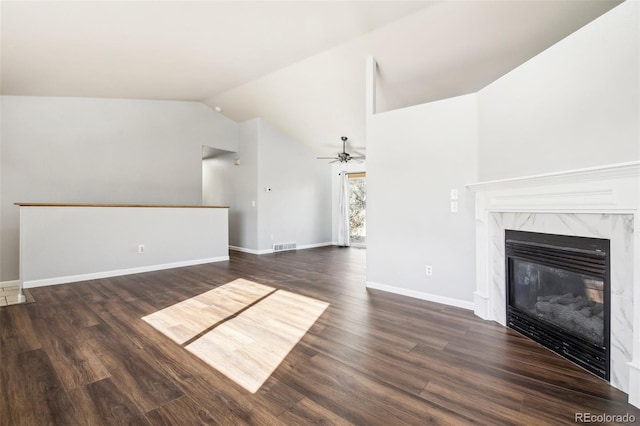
left=366, top=281, right=474, bottom=311
left=229, top=242, right=333, bottom=256
left=298, top=242, right=333, bottom=250
left=229, top=246, right=272, bottom=255
left=229, top=246, right=251, bottom=254
left=0, top=280, right=21, bottom=288
left=473, top=290, right=490, bottom=320
left=22, top=256, right=229, bottom=288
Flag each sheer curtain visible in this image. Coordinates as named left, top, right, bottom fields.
left=337, top=171, right=350, bottom=247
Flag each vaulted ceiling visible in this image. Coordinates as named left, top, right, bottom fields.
left=0, top=1, right=430, bottom=100
left=1, top=1, right=622, bottom=156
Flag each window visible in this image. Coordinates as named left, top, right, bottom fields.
left=348, top=173, right=366, bottom=246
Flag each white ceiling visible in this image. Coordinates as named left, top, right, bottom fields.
left=370, top=0, right=623, bottom=113
left=0, top=1, right=622, bottom=156
left=0, top=1, right=430, bottom=100
left=203, top=1, right=622, bottom=155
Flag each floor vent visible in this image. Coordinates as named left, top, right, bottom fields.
left=273, top=242, right=297, bottom=253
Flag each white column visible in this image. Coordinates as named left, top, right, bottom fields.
left=629, top=208, right=640, bottom=407
left=17, top=206, right=26, bottom=302
left=365, top=56, right=377, bottom=117
left=473, top=195, right=491, bottom=320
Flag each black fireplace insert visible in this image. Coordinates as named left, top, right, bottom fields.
left=505, top=230, right=610, bottom=380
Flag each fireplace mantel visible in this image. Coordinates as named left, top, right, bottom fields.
left=468, top=161, right=640, bottom=213
left=468, top=161, right=640, bottom=408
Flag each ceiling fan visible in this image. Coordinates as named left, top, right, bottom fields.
left=317, top=136, right=365, bottom=164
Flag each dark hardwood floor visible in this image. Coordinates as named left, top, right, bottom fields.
left=2, top=247, right=638, bottom=425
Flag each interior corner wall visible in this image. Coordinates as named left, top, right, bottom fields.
left=256, top=119, right=332, bottom=251
left=229, top=119, right=259, bottom=251
left=366, top=93, right=478, bottom=305
left=0, top=96, right=238, bottom=281
left=478, top=1, right=639, bottom=181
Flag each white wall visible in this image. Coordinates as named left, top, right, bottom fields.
left=366, top=94, right=478, bottom=306
left=257, top=119, right=332, bottom=251
left=227, top=118, right=332, bottom=253
left=0, top=96, right=238, bottom=281
left=19, top=206, right=229, bottom=286
left=478, top=1, right=639, bottom=181
left=363, top=2, right=637, bottom=309
left=228, top=120, right=260, bottom=250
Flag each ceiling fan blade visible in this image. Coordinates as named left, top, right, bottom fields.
left=328, top=160, right=340, bottom=164
left=351, top=156, right=366, bottom=159
left=317, top=157, right=338, bottom=159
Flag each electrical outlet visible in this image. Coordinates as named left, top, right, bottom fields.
left=138, top=244, right=145, bottom=254
left=426, top=265, right=433, bottom=276
left=450, top=189, right=458, bottom=200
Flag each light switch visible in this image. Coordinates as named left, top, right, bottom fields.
left=450, top=201, right=458, bottom=213
left=450, top=189, right=458, bottom=200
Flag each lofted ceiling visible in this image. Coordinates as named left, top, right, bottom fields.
left=1, top=1, right=623, bottom=156
left=0, top=1, right=430, bottom=100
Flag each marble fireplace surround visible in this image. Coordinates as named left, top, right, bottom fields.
left=468, top=161, right=640, bottom=408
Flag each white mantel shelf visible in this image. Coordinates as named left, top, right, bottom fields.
left=466, top=161, right=640, bottom=214
left=467, top=161, right=640, bottom=408
left=467, top=161, right=640, bottom=191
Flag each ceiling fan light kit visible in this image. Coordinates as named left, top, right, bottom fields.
left=317, top=136, right=365, bottom=164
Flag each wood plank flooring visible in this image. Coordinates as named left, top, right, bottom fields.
left=0, top=285, right=34, bottom=306
left=142, top=278, right=275, bottom=344
left=186, top=289, right=329, bottom=393
left=2, top=247, right=639, bottom=425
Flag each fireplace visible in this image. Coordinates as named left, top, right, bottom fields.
left=468, top=162, right=640, bottom=406
left=505, top=230, right=610, bottom=380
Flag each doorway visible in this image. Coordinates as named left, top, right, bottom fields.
left=201, top=145, right=235, bottom=206
left=348, top=172, right=366, bottom=247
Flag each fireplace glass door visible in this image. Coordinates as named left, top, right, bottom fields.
left=510, top=259, right=604, bottom=346
left=505, top=230, right=610, bottom=380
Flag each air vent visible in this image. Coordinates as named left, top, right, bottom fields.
left=273, top=242, right=296, bottom=253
